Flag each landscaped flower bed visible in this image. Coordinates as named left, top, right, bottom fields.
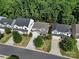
left=14, top=34, right=31, bottom=47
left=60, top=37, right=79, bottom=59
left=33, top=35, right=51, bottom=52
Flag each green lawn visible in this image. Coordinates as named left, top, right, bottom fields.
left=60, top=46, right=79, bottom=59
left=14, top=34, right=31, bottom=47
left=0, top=33, right=12, bottom=43
left=36, top=38, right=51, bottom=52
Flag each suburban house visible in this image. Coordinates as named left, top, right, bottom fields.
left=0, top=19, right=14, bottom=33
left=52, top=24, right=71, bottom=37
left=32, top=22, right=50, bottom=36
left=0, top=17, right=34, bottom=34
left=71, top=24, right=79, bottom=39
left=13, top=18, right=34, bottom=34
left=0, top=16, right=6, bottom=20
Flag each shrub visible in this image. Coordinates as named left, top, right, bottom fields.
left=45, top=34, right=52, bottom=40
left=13, top=31, right=22, bottom=43
left=5, top=28, right=11, bottom=34
left=29, top=33, right=32, bottom=37
left=0, top=34, right=4, bottom=39
left=59, top=37, right=76, bottom=51
left=7, top=55, right=19, bottom=59
left=33, top=36, right=43, bottom=47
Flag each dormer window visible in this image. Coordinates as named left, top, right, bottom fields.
left=14, top=25, right=18, bottom=29
left=23, top=26, right=27, bottom=30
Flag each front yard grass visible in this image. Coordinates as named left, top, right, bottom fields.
left=36, top=38, right=51, bottom=52
left=14, top=34, right=31, bottom=47
left=0, top=33, right=12, bottom=43
left=60, top=46, right=79, bottom=59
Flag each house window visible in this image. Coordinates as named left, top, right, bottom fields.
left=14, top=25, right=18, bottom=29
left=24, top=28, right=27, bottom=29
left=23, top=26, right=27, bottom=30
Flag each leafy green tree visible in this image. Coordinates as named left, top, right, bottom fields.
left=33, top=36, right=43, bottom=47
left=0, top=0, right=78, bottom=24
left=72, top=3, right=79, bottom=23
left=7, top=55, right=19, bottom=59
left=13, top=31, right=22, bottom=43
left=5, top=28, right=11, bottom=34
left=59, top=37, right=76, bottom=51
left=29, top=33, right=32, bottom=37
left=0, top=34, right=4, bottom=39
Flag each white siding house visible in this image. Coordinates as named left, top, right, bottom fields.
left=0, top=18, right=13, bottom=34
left=13, top=18, right=34, bottom=34
left=52, top=24, right=71, bottom=37
left=0, top=17, right=34, bottom=34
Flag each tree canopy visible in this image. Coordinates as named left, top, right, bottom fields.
left=59, top=37, right=76, bottom=51
left=0, top=0, right=78, bottom=24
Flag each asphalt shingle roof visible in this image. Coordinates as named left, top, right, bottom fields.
left=52, top=24, right=71, bottom=32
left=0, top=19, right=13, bottom=25
left=15, top=18, right=30, bottom=27
left=33, top=22, right=50, bottom=34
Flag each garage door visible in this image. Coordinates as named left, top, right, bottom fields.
left=52, top=36, right=61, bottom=39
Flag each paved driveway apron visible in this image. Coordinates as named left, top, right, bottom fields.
left=50, top=36, right=62, bottom=56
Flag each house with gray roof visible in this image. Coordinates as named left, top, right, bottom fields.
left=0, top=19, right=14, bottom=34
left=13, top=18, right=34, bottom=34
left=52, top=23, right=71, bottom=37
left=0, top=16, right=6, bottom=20
left=0, top=19, right=14, bottom=28
left=71, top=24, right=79, bottom=38
left=0, top=17, right=34, bottom=34
left=32, top=22, right=50, bottom=36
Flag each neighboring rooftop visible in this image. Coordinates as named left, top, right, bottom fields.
left=33, top=22, right=50, bottom=34
left=75, top=24, right=79, bottom=33
left=0, top=16, right=6, bottom=20
left=52, top=23, right=71, bottom=32
left=0, top=19, right=13, bottom=25
left=71, top=24, right=79, bottom=38
left=15, top=18, right=30, bottom=27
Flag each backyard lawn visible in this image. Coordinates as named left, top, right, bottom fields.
left=0, top=33, right=12, bottom=43
left=14, top=34, right=31, bottom=47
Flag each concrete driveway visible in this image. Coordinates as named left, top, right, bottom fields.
left=26, top=32, right=40, bottom=50
left=50, top=36, right=62, bottom=56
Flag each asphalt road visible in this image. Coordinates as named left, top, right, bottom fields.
left=0, top=44, right=68, bottom=59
